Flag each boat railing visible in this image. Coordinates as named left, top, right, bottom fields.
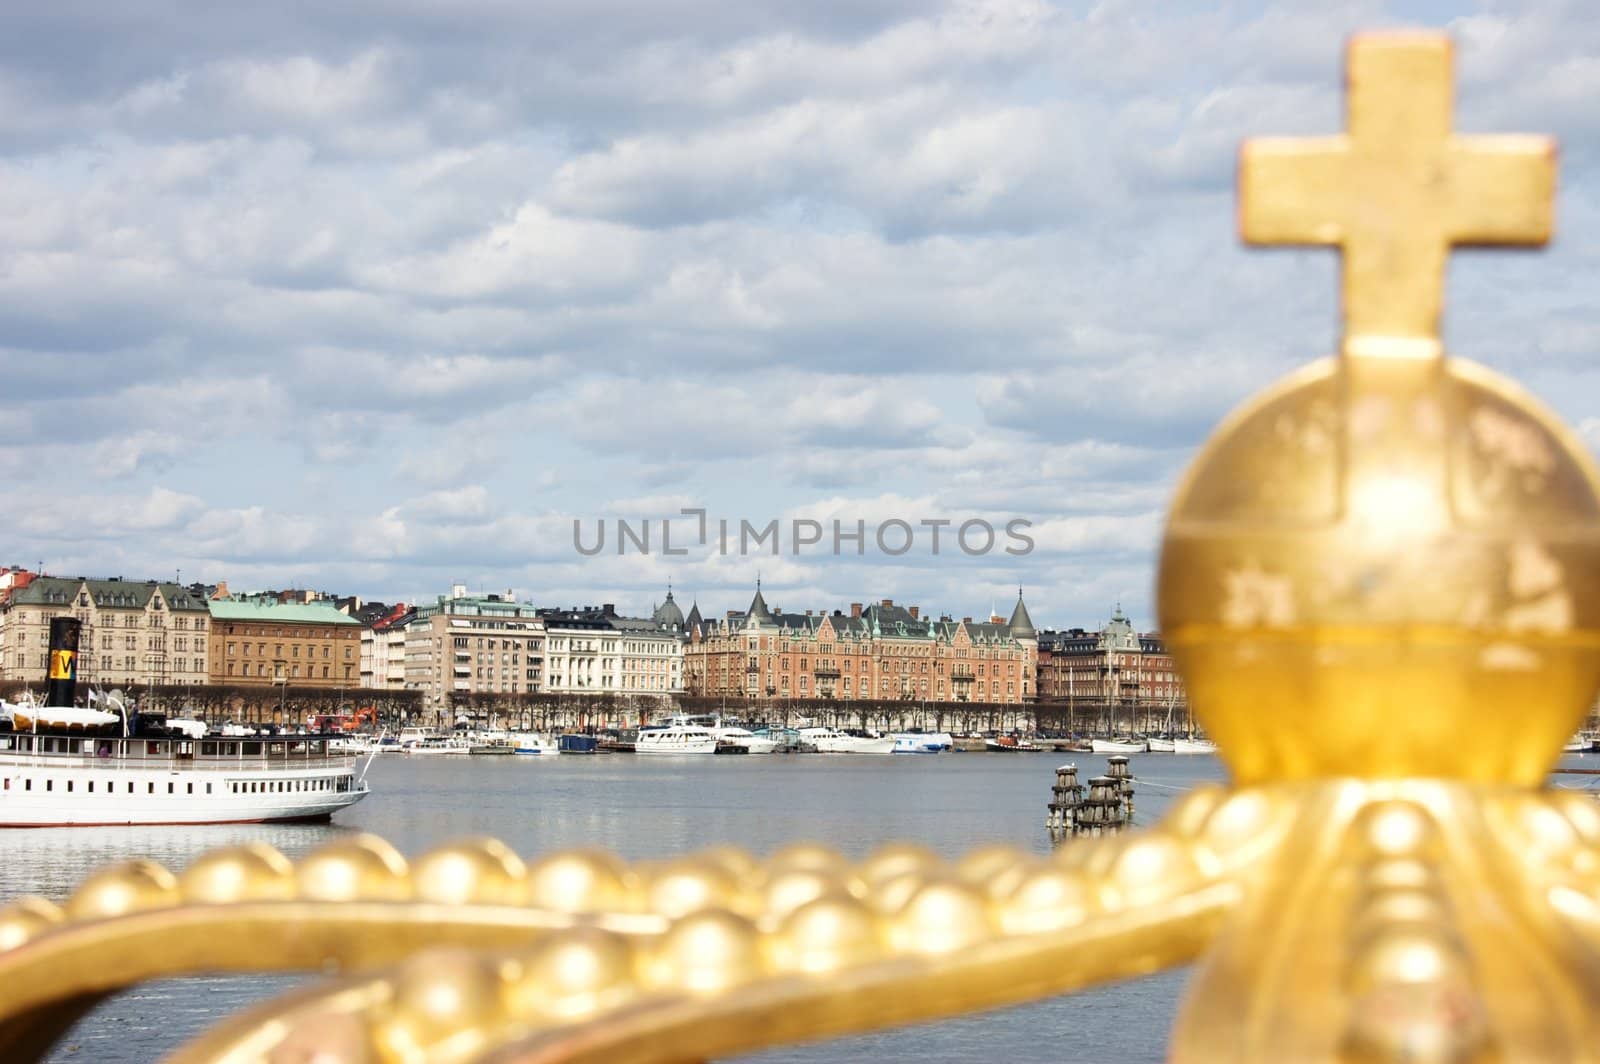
left=0, top=734, right=358, bottom=772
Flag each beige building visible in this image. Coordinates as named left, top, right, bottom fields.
left=208, top=597, right=362, bottom=687
left=0, top=576, right=211, bottom=689
left=539, top=600, right=683, bottom=698
left=405, top=588, right=545, bottom=708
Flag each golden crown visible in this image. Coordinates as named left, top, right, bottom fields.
left=5, top=31, right=1600, bottom=1064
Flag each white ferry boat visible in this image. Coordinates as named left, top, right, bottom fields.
left=799, top=727, right=896, bottom=754
left=0, top=725, right=371, bottom=827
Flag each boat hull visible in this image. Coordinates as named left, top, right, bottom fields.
left=0, top=765, right=368, bottom=827
left=1173, top=738, right=1217, bottom=755
left=1090, top=739, right=1148, bottom=754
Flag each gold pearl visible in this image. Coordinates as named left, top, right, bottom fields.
left=885, top=878, right=993, bottom=956
left=504, top=926, right=638, bottom=1022
left=695, top=845, right=758, bottom=883
left=1164, top=784, right=1226, bottom=836
left=298, top=834, right=410, bottom=902
left=413, top=837, right=527, bottom=906
left=180, top=842, right=295, bottom=904
left=763, top=842, right=851, bottom=882
left=1346, top=924, right=1468, bottom=995
left=955, top=844, right=1031, bottom=885
left=523, top=849, right=633, bottom=914
left=1360, top=858, right=1434, bottom=893
left=866, top=869, right=928, bottom=915
left=771, top=892, right=882, bottom=974
left=1546, top=788, right=1600, bottom=843
left=66, top=859, right=179, bottom=921
left=1349, top=889, right=1452, bottom=948
left=1104, top=834, right=1200, bottom=908
left=854, top=843, right=943, bottom=894
left=1356, top=801, right=1437, bottom=859
left=647, top=909, right=765, bottom=994
left=1197, top=789, right=1285, bottom=872
left=645, top=857, right=741, bottom=919
left=763, top=867, right=841, bottom=920
left=374, top=947, right=503, bottom=1062
left=999, top=867, right=1093, bottom=936
left=267, top=1010, right=375, bottom=1064
left=0, top=896, right=64, bottom=951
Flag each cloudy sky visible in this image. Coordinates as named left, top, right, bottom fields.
left=5, top=0, right=1599, bottom=630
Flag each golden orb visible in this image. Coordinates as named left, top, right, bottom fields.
left=647, top=909, right=765, bottom=994
left=412, top=837, right=526, bottom=907
left=885, top=878, right=993, bottom=956
left=374, top=947, right=503, bottom=1063
left=180, top=842, right=296, bottom=904
left=0, top=896, right=64, bottom=952
left=1000, top=867, right=1093, bottom=936
left=771, top=892, right=883, bottom=974
left=298, top=834, right=411, bottom=903
left=1159, top=355, right=1600, bottom=785
left=504, top=927, right=638, bottom=1022
left=66, top=859, right=179, bottom=921
left=522, top=849, right=634, bottom=914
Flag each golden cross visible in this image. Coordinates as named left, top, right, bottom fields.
left=1240, top=33, right=1555, bottom=358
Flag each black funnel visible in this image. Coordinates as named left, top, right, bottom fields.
left=45, top=617, right=81, bottom=708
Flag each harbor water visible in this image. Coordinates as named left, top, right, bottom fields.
left=5, top=751, right=1593, bottom=1062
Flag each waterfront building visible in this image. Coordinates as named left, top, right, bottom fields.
left=683, top=584, right=1037, bottom=705
left=207, top=595, right=362, bottom=688
left=358, top=603, right=414, bottom=690
left=1035, top=607, right=1185, bottom=726
left=538, top=599, right=684, bottom=698
left=404, top=586, right=545, bottom=708
left=0, top=575, right=211, bottom=688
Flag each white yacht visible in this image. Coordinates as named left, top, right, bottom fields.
left=0, top=720, right=370, bottom=827
left=408, top=734, right=470, bottom=755
left=799, top=727, right=896, bottom=754
left=636, top=723, right=719, bottom=755
left=1173, top=737, right=1218, bottom=755
left=1147, top=737, right=1176, bottom=753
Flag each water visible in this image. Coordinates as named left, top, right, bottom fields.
left=1, top=751, right=1235, bottom=1060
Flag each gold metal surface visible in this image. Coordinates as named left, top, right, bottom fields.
left=2, top=30, right=1596, bottom=1064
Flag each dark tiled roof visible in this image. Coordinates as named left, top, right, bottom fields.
left=6, top=577, right=209, bottom=612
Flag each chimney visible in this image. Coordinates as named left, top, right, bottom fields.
left=963, top=616, right=972, bottom=623
left=451, top=583, right=467, bottom=599
left=211, top=580, right=230, bottom=600
left=851, top=603, right=863, bottom=618
left=909, top=606, right=919, bottom=620
left=805, top=609, right=812, bottom=616
left=882, top=599, right=893, bottom=608
left=602, top=603, right=616, bottom=616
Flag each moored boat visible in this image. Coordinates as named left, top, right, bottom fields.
left=1091, top=738, right=1148, bottom=754
left=1147, top=737, right=1176, bottom=753
left=636, top=723, right=719, bottom=755
left=798, top=727, right=895, bottom=754
left=1173, top=737, right=1218, bottom=755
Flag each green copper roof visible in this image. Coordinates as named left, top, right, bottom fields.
left=208, top=598, right=361, bottom=625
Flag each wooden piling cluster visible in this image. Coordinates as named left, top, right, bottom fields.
left=1046, top=756, right=1134, bottom=840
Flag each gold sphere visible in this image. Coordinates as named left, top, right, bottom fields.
left=504, top=926, right=638, bottom=1022
left=180, top=842, right=296, bottom=904
left=375, top=947, right=503, bottom=1062
left=854, top=843, right=944, bottom=894
left=648, top=909, right=766, bottom=994
left=523, top=849, right=634, bottom=914
left=763, top=842, right=851, bottom=882
left=1544, top=788, right=1600, bottom=844
left=1356, top=802, right=1438, bottom=859
left=66, top=859, right=179, bottom=921
left=412, top=837, right=527, bottom=906
left=954, top=844, right=1034, bottom=891
left=1000, top=867, right=1093, bottom=936
left=771, top=892, right=883, bottom=974
left=886, top=878, right=993, bottom=956
left=694, top=845, right=759, bottom=883
left=763, top=867, right=843, bottom=920
left=644, top=857, right=742, bottom=919
left=298, top=834, right=411, bottom=903
left=0, top=896, right=64, bottom=951
left=1158, top=356, right=1600, bottom=784
left=1103, top=834, right=1200, bottom=909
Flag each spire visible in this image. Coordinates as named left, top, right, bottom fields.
left=1008, top=587, right=1036, bottom=639
left=747, top=580, right=773, bottom=625
left=685, top=600, right=703, bottom=630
